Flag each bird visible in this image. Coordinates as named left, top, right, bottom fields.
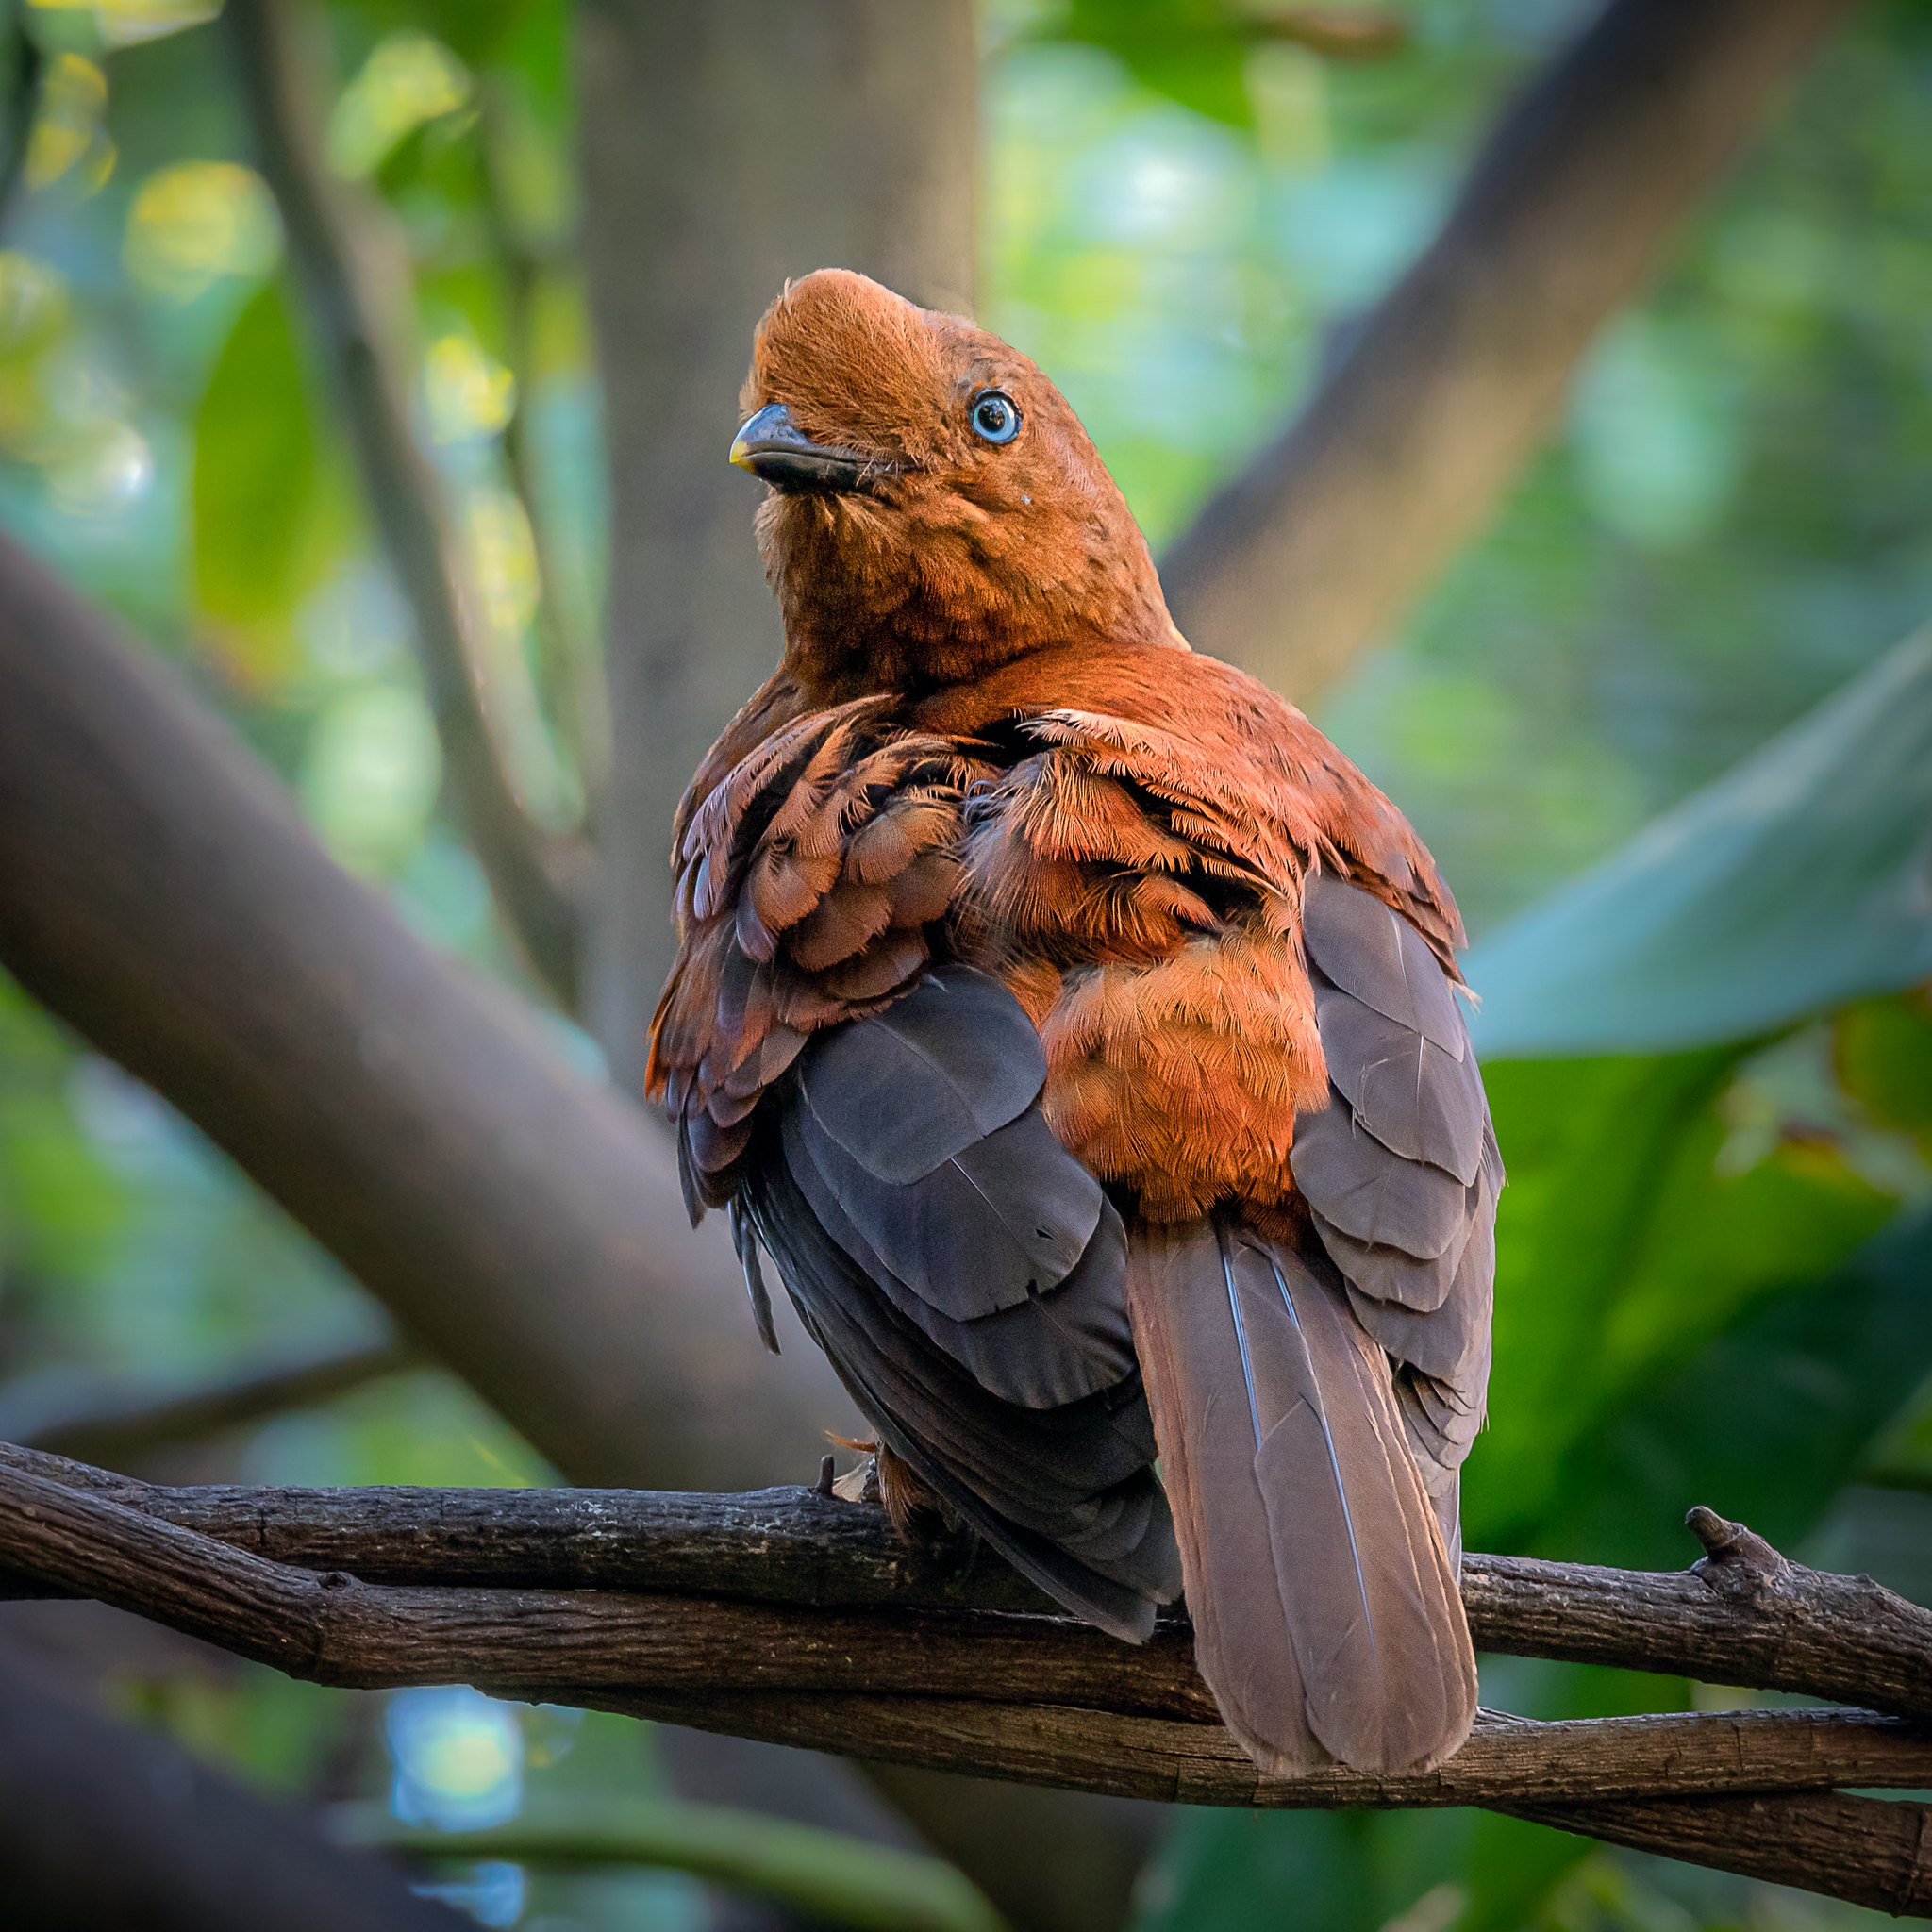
left=646, top=268, right=1500, bottom=1777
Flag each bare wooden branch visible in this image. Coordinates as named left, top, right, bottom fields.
left=8, top=1444, right=1924, bottom=1727
left=1499, top=1792, right=1932, bottom=1919
left=4, top=1444, right=1932, bottom=1913
left=1161, top=0, right=1857, bottom=701
left=222, top=0, right=591, bottom=1004
left=0, top=1335, right=416, bottom=1467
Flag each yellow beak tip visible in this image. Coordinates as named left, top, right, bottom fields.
left=728, top=438, right=755, bottom=472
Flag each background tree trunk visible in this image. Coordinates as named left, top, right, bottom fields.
left=575, top=0, right=978, bottom=1091
left=567, top=17, right=1160, bottom=1923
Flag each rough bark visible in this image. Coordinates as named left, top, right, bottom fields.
left=1161, top=0, right=1857, bottom=700
left=223, top=0, right=591, bottom=1003
left=9, top=1446, right=1930, bottom=1728
left=574, top=0, right=977, bottom=1091
left=0, top=1640, right=467, bottom=1932
left=1497, top=1792, right=1932, bottom=1919
left=0, top=532, right=853, bottom=1491
left=5, top=1451, right=1930, bottom=1913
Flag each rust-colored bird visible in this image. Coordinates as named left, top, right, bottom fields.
left=648, top=270, right=1500, bottom=1776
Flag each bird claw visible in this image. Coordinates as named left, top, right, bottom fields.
left=831, top=1454, right=882, bottom=1506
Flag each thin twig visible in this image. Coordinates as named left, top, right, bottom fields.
left=221, top=0, right=590, bottom=1005
left=0, top=0, right=42, bottom=233
left=0, top=1336, right=416, bottom=1467
left=2, top=1446, right=1929, bottom=1913
left=475, top=75, right=608, bottom=817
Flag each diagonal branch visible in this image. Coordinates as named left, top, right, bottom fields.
left=0, top=1334, right=416, bottom=1467
left=4, top=1445, right=1931, bottom=1912
left=221, top=0, right=591, bottom=1005
left=1496, top=1793, right=1932, bottom=1919
left=1161, top=0, right=1858, bottom=700
left=0, top=530, right=855, bottom=1493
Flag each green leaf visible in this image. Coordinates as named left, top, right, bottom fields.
left=1541, top=1201, right=1932, bottom=1568
left=1467, top=627, right=1932, bottom=1059
left=1469, top=1050, right=1736, bottom=1551
left=1053, top=0, right=1259, bottom=127
left=1138, top=1807, right=1488, bottom=1932
left=1472, top=1048, right=1896, bottom=1555
left=1835, top=990, right=1932, bottom=1148
left=191, top=279, right=343, bottom=666
left=331, top=1793, right=1008, bottom=1932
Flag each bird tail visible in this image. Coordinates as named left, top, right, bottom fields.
left=1124, top=1214, right=1476, bottom=1775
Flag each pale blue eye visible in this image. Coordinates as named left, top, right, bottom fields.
left=971, top=390, right=1020, bottom=444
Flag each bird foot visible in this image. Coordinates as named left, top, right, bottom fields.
left=822, top=1432, right=883, bottom=1505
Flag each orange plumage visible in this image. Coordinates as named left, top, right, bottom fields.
left=648, top=270, right=1497, bottom=1777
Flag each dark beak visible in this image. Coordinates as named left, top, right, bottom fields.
left=728, top=402, right=871, bottom=492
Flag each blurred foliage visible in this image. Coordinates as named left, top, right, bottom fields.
left=0, top=1, right=1928, bottom=1930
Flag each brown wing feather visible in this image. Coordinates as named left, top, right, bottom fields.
left=646, top=693, right=983, bottom=1211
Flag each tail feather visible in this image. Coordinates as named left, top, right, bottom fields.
left=1126, top=1216, right=1476, bottom=1775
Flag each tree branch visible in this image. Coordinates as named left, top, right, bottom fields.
left=475, top=75, right=608, bottom=816
left=221, top=0, right=591, bottom=1005
left=0, top=1334, right=417, bottom=1467
left=1496, top=1794, right=1932, bottom=1919
left=6, top=1442, right=1929, bottom=1726
left=1161, top=0, right=1857, bottom=700
left=0, top=530, right=854, bottom=1492
left=4, top=1445, right=1930, bottom=1911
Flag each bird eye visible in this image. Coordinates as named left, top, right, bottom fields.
left=970, top=390, right=1021, bottom=445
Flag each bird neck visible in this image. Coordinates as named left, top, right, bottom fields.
left=767, top=509, right=1181, bottom=705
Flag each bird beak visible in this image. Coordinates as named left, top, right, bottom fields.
left=729, top=403, right=871, bottom=493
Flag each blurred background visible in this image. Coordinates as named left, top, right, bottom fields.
left=0, top=0, right=1928, bottom=1929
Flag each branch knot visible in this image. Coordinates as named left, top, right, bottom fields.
left=1687, top=1505, right=1794, bottom=1607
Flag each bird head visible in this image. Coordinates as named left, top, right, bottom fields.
left=733, top=269, right=1179, bottom=694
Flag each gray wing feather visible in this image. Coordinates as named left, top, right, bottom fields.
left=1310, top=980, right=1488, bottom=1184
left=1293, top=874, right=1502, bottom=1551
left=793, top=964, right=1044, bottom=1183
left=1291, top=1103, right=1474, bottom=1257
left=744, top=968, right=1181, bottom=1640
left=792, top=1100, right=1104, bottom=1320
left=1302, top=870, right=1467, bottom=1053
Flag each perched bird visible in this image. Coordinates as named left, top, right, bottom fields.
left=647, top=269, right=1500, bottom=1776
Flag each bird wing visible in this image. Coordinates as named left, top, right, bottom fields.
left=746, top=966, right=1179, bottom=1639
left=648, top=687, right=1179, bottom=1638
left=647, top=685, right=978, bottom=1212
left=1291, top=871, right=1502, bottom=1561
